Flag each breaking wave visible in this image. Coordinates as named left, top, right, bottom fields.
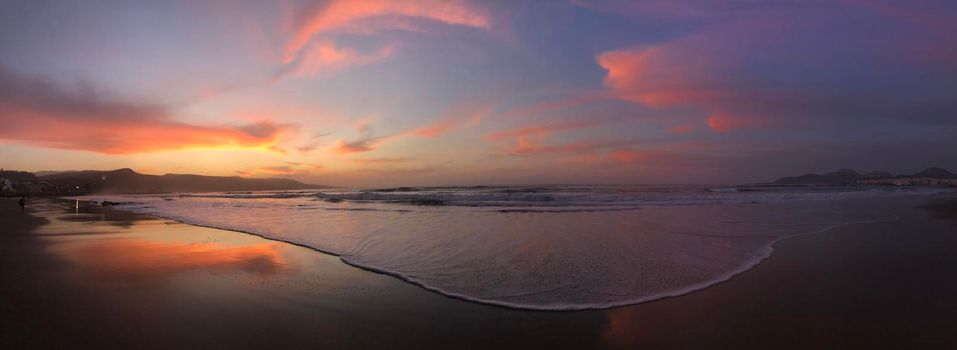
left=76, top=184, right=942, bottom=310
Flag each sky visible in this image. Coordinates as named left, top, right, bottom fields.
left=1, top=0, right=956, bottom=187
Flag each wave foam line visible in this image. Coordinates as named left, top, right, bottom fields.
left=94, top=200, right=898, bottom=311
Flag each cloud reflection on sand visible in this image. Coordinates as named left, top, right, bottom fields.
left=32, top=200, right=290, bottom=284
left=62, top=240, right=286, bottom=281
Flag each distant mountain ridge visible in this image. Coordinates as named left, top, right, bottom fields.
left=34, top=168, right=326, bottom=194
left=906, top=167, right=957, bottom=179
left=773, top=167, right=957, bottom=185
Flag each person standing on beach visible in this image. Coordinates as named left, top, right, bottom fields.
left=19, top=196, right=26, bottom=213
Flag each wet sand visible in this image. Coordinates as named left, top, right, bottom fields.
left=2, top=196, right=956, bottom=349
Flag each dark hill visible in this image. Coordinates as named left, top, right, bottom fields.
left=904, top=167, right=957, bottom=179
left=863, top=171, right=893, bottom=179
left=38, top=168, right=325, bottom=194
left=774, top=167, right=956, bottom=184
left=0, top=170, right=38, bottom=182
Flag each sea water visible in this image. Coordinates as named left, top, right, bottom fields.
left=80, top=185, right=941, bottom=310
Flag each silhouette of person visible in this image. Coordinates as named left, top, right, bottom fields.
left=19, top=196, right=25, bottom=213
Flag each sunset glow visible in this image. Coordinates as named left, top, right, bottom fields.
left=4, top=3, right=957, bottom=347
left=2, top=1, right=956, bottom=186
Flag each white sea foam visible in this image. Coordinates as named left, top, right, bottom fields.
left=77, top=185, right=944, bottom=310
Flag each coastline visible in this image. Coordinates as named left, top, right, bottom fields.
left=3, top=196, right=957, bottom=348
left=10, top=197, right=899, bottom=312
left=72, top=188, right=934, bottom=311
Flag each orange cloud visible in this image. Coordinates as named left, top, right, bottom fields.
left=330, top=103, right=489, bottom=154
left=0, top=68, right=294, bottom=154
left=283, top=0, right=490, bottom=63
left=330, top=138, right=380, bottom=154
left=350, top=157, right=413, bottom=165
left=329, top=123, right=403, bottom=154
left=236, top=163, right=321, bottom=177
left=327, top=127, right=432, bottom=154
left=486, top=120, right=603, bottom=141
left=409, top=118, right=458, bottom=138
left=486, top=120, right=613, bottom=157
left=278, top=39, right=395, bottom=79
left=411, top=105, right=488, bottom=138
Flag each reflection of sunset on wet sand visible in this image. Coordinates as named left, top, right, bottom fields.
left=63, top=240, right=285, bottom=281
left=4, top=186, right=957, bottom=348
left=26, top=202, right=298, bottom=290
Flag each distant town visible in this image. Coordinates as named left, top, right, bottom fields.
left=0, top=170, right=71, bottom=195
left=773, top=167, right=957, bottom=187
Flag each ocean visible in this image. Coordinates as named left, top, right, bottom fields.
left=79, top=184, right=941, bottom=310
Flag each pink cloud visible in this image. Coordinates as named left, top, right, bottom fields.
left=280, top=39, right=395, bottom=79
left=283, top=0, right=489, bottom=62
left=596, top=7, right=957, bottom=134
left=595, top=18, right=806, bottom=133
left=0, top=68, right=294, bottom=154
left=408, top=93, right=493, bottom=138
left=597, top=45, right=727, bottom=109
left=330, top=102, right=489, bottom=154
left=409, top=118, right=458, bottom=138
left=350, top=157, right=414, bottom=165
left=486, top=120, right=603, bottom=141
left=485, top=119, right=616, bottom=157
left=706, top=113, right=769, bottom=133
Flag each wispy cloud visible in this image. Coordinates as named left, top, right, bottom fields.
left=277, top=39, right=395, bottom=79
left=329, top=123, right=403, bottom=154
left=330, top=102, right=489, bottom=154
left=350, top=157, right=414, bottom=165
left=282, top=0, right=489, bottom=63
left=500, top=138, right=648, bottom=157
left=486, top=120, right=603, bottom=141
left=277, top=0, right=490, bottom=80
left=0, top=68, right=294, bottom=154
left=485, top=119, right=613, bottom=156
left=236, top=163, right=323, bottom=177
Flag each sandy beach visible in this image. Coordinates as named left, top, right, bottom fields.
left=2, top=196, right=956, bottom=349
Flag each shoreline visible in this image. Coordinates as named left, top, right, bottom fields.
left=4, top=196, right=957, bottom=348
left=77, top=196, right=911, bottom=312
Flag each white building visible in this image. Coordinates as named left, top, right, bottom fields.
left=0, top=178, right=13, bottom=193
